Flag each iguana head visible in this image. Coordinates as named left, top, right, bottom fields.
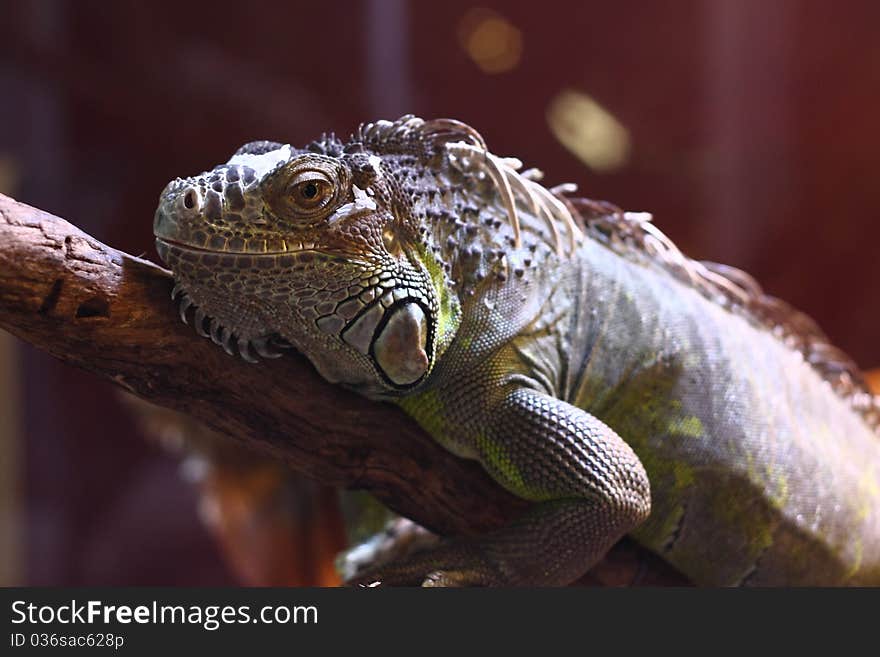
left=153, top=118, right=462, bottom=397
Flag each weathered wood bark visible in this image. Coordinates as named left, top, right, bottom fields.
left=0, top=193, right=688, bottom=585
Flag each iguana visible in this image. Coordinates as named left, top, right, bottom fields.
left=153, top=115, right=880, bottom=586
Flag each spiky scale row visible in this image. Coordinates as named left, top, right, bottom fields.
left=171, top=284, right=284, bottom=362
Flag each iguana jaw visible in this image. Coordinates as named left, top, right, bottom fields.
left=154, top=236, right=321, bottom=256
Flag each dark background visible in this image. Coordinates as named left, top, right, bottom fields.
left=0, top=0, right=878, bottom=584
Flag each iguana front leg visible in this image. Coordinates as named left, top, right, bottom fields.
left=349, top=388, right=651, bottom=586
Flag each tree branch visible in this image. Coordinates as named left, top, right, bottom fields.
left=0, top=192, right=688, bottom=585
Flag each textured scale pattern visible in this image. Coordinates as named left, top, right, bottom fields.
left=154, top=115, right=880, bottom=586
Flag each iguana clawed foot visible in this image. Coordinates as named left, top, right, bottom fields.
left=338, top=517, right=441, bottom=584
left=339, top=515, right=507, bottom=587
left=345, top=538, right=504, bottom=587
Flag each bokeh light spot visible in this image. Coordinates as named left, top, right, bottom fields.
left=546, top=90, right=631, bottom=172
left=457, top=8, right=523, bottom=74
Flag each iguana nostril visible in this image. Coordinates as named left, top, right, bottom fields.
left=183, top=190, right=197, bottom=209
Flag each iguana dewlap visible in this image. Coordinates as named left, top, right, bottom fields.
left=153, top=116, right=880, bottom=586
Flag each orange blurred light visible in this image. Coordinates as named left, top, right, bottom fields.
left=457, top=8, right=523, bottom=74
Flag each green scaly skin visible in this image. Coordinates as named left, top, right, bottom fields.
left=153, top=116, right=880, bottom=586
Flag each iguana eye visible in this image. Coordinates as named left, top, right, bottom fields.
left=289, top=173, right=333, bottom=211
left=263, top=154, right=350, bottom=223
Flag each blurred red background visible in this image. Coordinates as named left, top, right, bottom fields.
left=0, top=0, right=878, bottom=585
